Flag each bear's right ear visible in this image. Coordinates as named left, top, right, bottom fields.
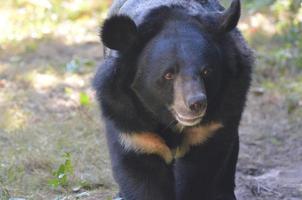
left=101, top=15, right=138, bottom=52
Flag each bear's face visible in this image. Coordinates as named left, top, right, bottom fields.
left=132, top=20, right=222, bottom=126
left=101, top=1, right=240, bottom=127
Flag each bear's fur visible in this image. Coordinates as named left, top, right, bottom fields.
left=93, top=0, right=253, bottom=199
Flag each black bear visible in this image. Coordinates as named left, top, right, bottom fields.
left=93, top=0, right=253, bottom=199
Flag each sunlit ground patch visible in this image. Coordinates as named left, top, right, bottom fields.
left=0, top=63, right=8, bottom=74
left=64, top=74, right=85, bottom=88
left=0, top=0, right=108, bottom=48
left=0, top=106, right=29, bottom=133
left=30, top=72, right=60, bottom=91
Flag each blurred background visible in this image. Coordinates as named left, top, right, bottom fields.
left=0, top=0, right=301, bottom=200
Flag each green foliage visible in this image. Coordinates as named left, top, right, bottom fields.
left=79, top=92, right=91, bottom=106
left=272, top=0, right=302, bottom=70
left=246, top=0, right=302, bottom=84
left=49, top=153, right=74, bottom=188
left=0, top=185, right=10, bottom=200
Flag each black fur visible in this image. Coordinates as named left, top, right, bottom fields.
left=101, top=15, right=138, bottom=51
left=94, top=2, right=253, bottom=200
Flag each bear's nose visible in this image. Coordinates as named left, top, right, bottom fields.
left=188, top=94, right=207, bottom=113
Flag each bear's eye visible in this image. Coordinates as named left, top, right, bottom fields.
left=201, top=68, right=211, bottom=77
left=164, top=72, right=174, bottom=80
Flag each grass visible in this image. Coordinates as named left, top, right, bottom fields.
left=0, top=40, right=116, bottom=198
left=0, top=1, right=115, bottom=199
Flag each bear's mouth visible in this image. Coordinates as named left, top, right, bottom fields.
left=173, top=111, right=204, bottom=127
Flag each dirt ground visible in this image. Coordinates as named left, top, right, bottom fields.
left=0, top=36, right=302, bottom=200
left=236, top=91, right=302, bottom=200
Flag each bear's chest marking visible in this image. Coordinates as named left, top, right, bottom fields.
left=174, top=122, right=224, bottom=159
left=120, top=122, right=223, bottom=164
left=120, top=132, right=174, bottom=163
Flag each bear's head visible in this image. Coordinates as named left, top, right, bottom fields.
left=101, top=0, right=241, bottom=127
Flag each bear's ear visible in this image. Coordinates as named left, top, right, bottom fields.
left=196, top=0, right=240, bottom=33
left=219, top=0, right=241, bottom=32
left=101, top=15, right=138, bottom=52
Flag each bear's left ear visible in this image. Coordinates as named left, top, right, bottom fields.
left=197, top=0, right=241, bottom=33
left=218, top=0, right=241, bottom=32
left=101, top=15, right=138, bottom=52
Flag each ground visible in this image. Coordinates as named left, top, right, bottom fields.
left=0, top=1, right=302, bottom=200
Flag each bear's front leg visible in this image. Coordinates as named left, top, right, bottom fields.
left=107, top=130, right=175, bottom=200
left=174, top=127, right=238, bottom=200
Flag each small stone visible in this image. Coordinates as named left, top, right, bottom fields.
left=252, top=87, right=265, bottom=96
left=75, top=192, right=90, bottom=198
left=72, top=186, right=82, bottom=193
